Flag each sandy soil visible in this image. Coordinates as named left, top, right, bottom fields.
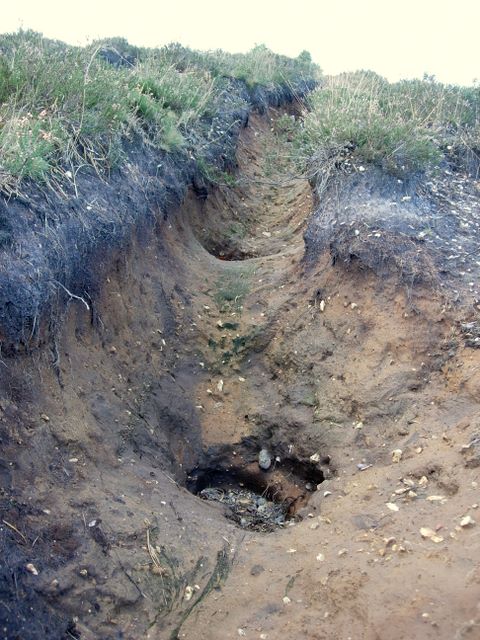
left=1, top=109, right=479, bottom=640
left=174, top=114, right=480, bottom=640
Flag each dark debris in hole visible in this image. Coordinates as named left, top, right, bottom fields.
left=460, top=320, right=480, bottom=348
left=199, top=486, right=288, bottom=531
left=186, top=453, right=325, bottom=532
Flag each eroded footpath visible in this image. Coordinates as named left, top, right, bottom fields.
left=1, top=109, right=479, bottom=640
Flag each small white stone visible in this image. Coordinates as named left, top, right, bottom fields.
left=391, top=449, right=403, bottom=463
left=460, top=515, right=475, bottom=527
left=386, top=503, right=399, bottom=512
left=25, top=563, right=38, bottom=575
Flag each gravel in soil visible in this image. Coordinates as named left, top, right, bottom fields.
left=199, top=487, right=288, bottom=531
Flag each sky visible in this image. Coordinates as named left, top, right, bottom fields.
left=2, top=0, right=479, bottom=86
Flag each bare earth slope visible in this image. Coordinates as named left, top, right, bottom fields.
left=1, top=109, right=480, bottom=640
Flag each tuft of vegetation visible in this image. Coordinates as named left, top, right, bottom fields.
left=293, top=71, right=480, bottom=179
left=0, top=31, right=320, bottom=194
left=213, top=266, right=254, bottom=313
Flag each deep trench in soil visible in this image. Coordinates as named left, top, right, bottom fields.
left=4, top=107, right=480, bottom=640
left=176, top=112, right=328, bottom=531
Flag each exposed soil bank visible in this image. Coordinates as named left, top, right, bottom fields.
left=0, top=79, right=314, bottom=352
left=1, top=108, right=480, bottom=640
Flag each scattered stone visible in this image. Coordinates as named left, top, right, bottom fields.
left=250, top=564, right=265, bottom=576
left=282, top=596, right=291, bottom=605
left=309, top=453, right=320, bottom=463
left=386, top=503, right=399, bottom=512
left=461, top=435, right=480, bottom=468
left=319, top=300, right=326, bottom=312
left=25, top=563, right=38, bottom=575
left=286, top=548, right=297, bottom=554
left=460, top=515, right=475, bottom=527
left=40, top=414, right=50, bottom=422
left=357, top=463, right=372, bottom=471
left=420, top=527, right=444, bottom=543
left=316, top=553, right=325, bottom=562
left=217, top=379, right=224, bottom=393
left=258, top=449, right=272, bottom=470
left=392, top=449, right=403, bottom=463
left=184, top=586, right=194, bottom=601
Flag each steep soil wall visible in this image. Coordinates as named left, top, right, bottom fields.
left=0, top=80, right=314, bottom=352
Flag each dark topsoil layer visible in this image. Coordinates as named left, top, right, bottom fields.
left=304, top=160, right=480, bottom=297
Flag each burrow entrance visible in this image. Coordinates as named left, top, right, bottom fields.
left=186, top=447, right=326, bottom=532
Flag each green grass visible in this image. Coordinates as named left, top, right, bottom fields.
left=293, top=71, right=480, bottom=178
left=213, top=266, right=254, bottom=313
left=0, top=31, right=320, bottom=194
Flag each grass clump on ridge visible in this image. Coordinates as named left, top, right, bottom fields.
left=0, top=31, right=320, bottom=194
left=294, top=71, right=480, bottom=179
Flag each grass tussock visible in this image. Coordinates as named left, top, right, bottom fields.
left=294, top=71, right=480, bottom=179
left=214, top=265, right=254, bottom=313
left=0, top=31, right=320, bottom=193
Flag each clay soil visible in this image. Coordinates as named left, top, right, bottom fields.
left=1, top=110, right=480, bottom=640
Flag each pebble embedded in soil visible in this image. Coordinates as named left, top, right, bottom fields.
left=258, top=448, right=272, bottom=470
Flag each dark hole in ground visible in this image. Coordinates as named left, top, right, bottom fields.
left=186, top=453, right=325, bottom=532
left=213, top=247, right=256, bottom=261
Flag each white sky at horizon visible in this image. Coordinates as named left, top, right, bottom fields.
left=2, top=0, right=479, bottom=86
